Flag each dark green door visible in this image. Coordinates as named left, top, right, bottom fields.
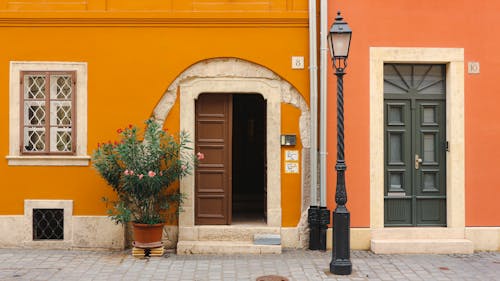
left=384, top=64, right=447, bottom=227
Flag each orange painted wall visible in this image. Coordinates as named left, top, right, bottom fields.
left=0, top=3, right=309, bottom=228
left=281, top=104, right=303, bottom=227
left=327, top=0, right=500, bottom=227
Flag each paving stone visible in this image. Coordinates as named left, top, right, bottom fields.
left=0, top=249, right=499, bottom=280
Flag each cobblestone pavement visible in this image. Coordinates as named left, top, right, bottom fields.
left=0, top=249, right=498, bottom=281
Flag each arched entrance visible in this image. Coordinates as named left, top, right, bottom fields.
left=152, top=58, right=311, bottom=252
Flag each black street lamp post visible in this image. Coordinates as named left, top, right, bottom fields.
left=328, top=11, right=353, bottom=276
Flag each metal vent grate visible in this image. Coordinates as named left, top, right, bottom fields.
left=33, top=208, right=64, bottom=240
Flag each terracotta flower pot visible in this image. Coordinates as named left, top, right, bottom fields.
left=132, top=223, right=164, bottom=248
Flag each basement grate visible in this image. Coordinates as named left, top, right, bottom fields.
left=33, top=208, right=64, bottom=240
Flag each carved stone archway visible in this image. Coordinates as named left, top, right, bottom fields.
left=152, top=58, right=311, bottom=247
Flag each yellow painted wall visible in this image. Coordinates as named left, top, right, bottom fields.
left=0, top=1, right=309, bottom=227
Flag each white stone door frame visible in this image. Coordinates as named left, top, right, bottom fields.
left=369, top=47, right=465, bottom=237
left=179, top=78, right=282, bottom=227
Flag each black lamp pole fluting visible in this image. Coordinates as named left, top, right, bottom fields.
left=328, top=11, right=352, bottom=276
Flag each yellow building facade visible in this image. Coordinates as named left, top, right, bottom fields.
left=0, top=0, right=312, bottom=252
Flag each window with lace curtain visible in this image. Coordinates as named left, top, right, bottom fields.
left=21, top=71, right=76, bottom=155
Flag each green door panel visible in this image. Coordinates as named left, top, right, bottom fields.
left=384, top=198, right=413, bottom=226
left=384, top=64, right=447, bottom=227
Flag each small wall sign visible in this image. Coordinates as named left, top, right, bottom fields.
left=284, top=149, right=299, bottom=173
left=284, top=162, right=299, bottom=174
left=468, top=62, right=480, bottom=74
left=291, top=56, right=305, bottom=69
left=285, top=150, right=299, bottom=161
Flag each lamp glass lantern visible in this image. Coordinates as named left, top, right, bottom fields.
left=328, top=12, right=352, bottom=68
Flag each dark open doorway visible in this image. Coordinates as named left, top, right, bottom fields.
left=232, top=94, right=267, bottom=224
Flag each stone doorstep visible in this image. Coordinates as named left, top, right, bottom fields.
left=371, top=227, right=466, bottom=240
left=370, top=238, right=474, bottom=254
left=195, top=225, right=281, bottom=242
left=254, top=234, right=281, bottom=245
left=177, top=241, right=282, bottom=255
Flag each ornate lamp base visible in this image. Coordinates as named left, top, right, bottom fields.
left=330, top=206, right=352, bottom=275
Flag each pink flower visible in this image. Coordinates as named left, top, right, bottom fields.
left=181, top=165, right=187, bottom=171
left=148, top=171, right=156, bottom=177
left=159, top=171, right=163, bottom=176
left=124, top=169, right=130, bottom=175
left=197, top=152, right=205, bottom=160
left=129, top=170, right=134, bottom=176
left=117, top=128, right=123, bottom=133
left=138, top=174, right=144, bottom=180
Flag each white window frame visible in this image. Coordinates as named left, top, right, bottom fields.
left=7, top=62, right=89, bottom=166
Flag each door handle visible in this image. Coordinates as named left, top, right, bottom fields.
left=415, top=154, right=423, bottom=169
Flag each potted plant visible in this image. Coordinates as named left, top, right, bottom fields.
left=92, top=118, right=203, bottom=248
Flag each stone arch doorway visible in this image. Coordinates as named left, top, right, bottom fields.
left=152, top=58, right=311, bottom=251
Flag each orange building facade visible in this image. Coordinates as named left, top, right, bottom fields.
left=0, top=0, right=312, bottom=252
left=326, top=1, right=500, bottom=252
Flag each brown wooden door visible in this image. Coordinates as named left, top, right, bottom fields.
left=195, top=94, right=232, bottom=225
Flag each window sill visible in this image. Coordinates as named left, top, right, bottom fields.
left=6, top=155, right=91, bottom=166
